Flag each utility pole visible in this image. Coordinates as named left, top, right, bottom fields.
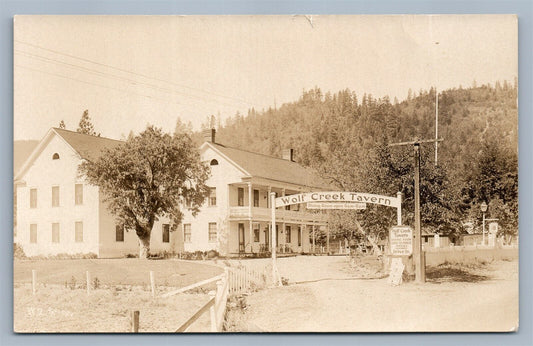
left=435, top=87, right=439, bottom=166
left=389, top=138, right=443, bottom=283
left=413, top=143, right=423, bottom=282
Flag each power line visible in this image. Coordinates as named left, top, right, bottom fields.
left=15, top=40, right=254, bottom=107
left=15, top=49, right=250, bottom=110
left=15, top=63, right=216, bottom=113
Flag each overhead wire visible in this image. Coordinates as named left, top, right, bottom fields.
left=15, top=49, right=250, bottom=110
left=15, top=39, right=254, bottom=107
left=14, top=63, right=216, bottom=114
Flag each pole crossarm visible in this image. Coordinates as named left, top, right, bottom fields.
left=388, top=138, right=444, bottom=147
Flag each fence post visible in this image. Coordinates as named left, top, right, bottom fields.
left=150, top=271, right=155, bottom=298
left=209, top=291, right=217, bottom=332
left=86, top=271, right=90, bottom=295
left=224, top=267, right=230, bottom=294
left=215, top=278, right=223, bottom=307
left=32, top=269, right=36, bottom=295
left=131, top=310, right=140, bottom=332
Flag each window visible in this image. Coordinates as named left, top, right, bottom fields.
left=208, top=222, right=217, bottom=242
left=210, top=159, right=218, bottom=166
left=52, top=153, right=60, bottom=160
left=253, top=190, right=259, bottom=207
left=285, top=225, right=291, bottom=243
left=208, top=187, right=216, bottom=206
left=52, top=186, right=60, bottom=207
left=285, top=197, right=291, bottom=211
left=116, top=225, right=124, bottom=242
left=253, top=223, right=260, bottom=242
left=52, top=223, right=60, bottom=243
left=237, top=187, right=244, bottom=206
left=30, top=188, right=37, bottom=208
left=75, top=184, right=83, bottom=205
left=162, top=224, right=170, bottom=243
left=30, top=224, right=37, bottom=243
left=183, top=224, right=192, bottom=243
left=75, top=221, right=83, bottom=242
left=298, top=226, right=302, bottom=246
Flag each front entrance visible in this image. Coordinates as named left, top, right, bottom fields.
left=238, top=223, right=245, bottom=253
left=263, top=227, right=269, bottom=250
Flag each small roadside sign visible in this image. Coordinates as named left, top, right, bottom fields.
left=389, top=225, right=413, bottom=256
left=306, top=202, right=366, bottom=210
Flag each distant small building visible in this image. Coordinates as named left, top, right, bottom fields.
left=421, top=229, right=451, bottom=248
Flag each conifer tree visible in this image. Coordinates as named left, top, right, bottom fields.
left=77, top=110, right=99, bottom=136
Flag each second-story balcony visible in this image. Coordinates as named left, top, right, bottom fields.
left=228, top=206, right=327, bottom=223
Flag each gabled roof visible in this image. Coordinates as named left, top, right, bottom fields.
left=52, top=128, right=123, bottom=161
left=15, top=128, right=123, bottom=181
left=203, top=142, right=332, bottom=190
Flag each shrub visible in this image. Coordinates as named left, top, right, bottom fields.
left=179, top=250, right=220, bottom=260
left=13, top=243, right=26, bottom=259
left=68, top=276, right=77, bottom=290
left=26, top=252, right=97, bottom=260
left=92, top=277, right=100, bottom=289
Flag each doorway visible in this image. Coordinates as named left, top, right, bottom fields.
left=238, top=223, right=245, bottom=253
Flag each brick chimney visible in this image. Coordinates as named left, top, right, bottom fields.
left=202, top=128, right=216, bottom=143
left=282, top=148, right=295, bottom=162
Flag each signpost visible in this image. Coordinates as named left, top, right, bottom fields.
left=389, top=225, right=413, bottom=256
left=388, top=225, right=414, bottom=286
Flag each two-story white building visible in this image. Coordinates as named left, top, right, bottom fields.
left=14, top=128, right=329, bottom=258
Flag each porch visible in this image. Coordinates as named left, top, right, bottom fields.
left=227, top=221, right=324, bottom=256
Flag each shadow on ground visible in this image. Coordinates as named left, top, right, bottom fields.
left=426, top=265, right=490, bottom=283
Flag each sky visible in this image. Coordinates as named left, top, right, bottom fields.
left=14, top=15, right=517, bottom=141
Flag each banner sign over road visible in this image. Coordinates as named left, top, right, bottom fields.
left=275, top=191, right=401, bottom=208
left=389, top=225, right=413, bottom=256
left=306, top=202, right=366, bottom=210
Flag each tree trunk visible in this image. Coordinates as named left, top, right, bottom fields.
left=353, top=219, right=382, bottom=256
left=139, top=234, right=151, bottom=259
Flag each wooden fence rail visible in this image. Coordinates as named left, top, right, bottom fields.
left=175, top=269, right=230, bottom=332
left=175, top=264, right=268, bottom=332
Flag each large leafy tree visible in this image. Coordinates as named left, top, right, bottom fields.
left=79, top=126, right=210, bottom=258
left=461, top=138, right=518, bottom=236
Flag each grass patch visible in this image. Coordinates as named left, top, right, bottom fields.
left=426, top=262, right=490, bottom=283
left=14, top=258, right=222, bottom=288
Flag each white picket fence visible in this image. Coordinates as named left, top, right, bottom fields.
left=226, top=265, right=268, bottom=294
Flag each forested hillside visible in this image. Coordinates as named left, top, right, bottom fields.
left=209, top=82, right=518, bottom=241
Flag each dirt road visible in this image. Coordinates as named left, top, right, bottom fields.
left=231, top=256, right=518, bottom=332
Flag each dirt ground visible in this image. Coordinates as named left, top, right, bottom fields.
left=13, top=258, right=223, bottom=333
left=227, top=255, right=519, bottom=332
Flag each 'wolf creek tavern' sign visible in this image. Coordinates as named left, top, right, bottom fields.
left=275, top=191, right=401, bottom=208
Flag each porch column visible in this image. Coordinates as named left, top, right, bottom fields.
left=226, top=185, right=231, bottom=256
left=312, top=225, right=316, bottom=253
left=248, top=182, right=253, bottom=253
left=326, top=221, right=330, bottom=254
left=300, top=223, right=305, bottom=253
left=267, top=186, right=271, bottom=208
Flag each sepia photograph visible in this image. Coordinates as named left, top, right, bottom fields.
left=13, top=15, right=518, bottom=333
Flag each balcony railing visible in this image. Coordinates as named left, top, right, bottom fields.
left=228, top=206, right=327, bottom=223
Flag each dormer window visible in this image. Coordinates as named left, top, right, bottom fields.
left=52, top=153, right=60, bottom=160
left=210, top=159, right=218, bottom=166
